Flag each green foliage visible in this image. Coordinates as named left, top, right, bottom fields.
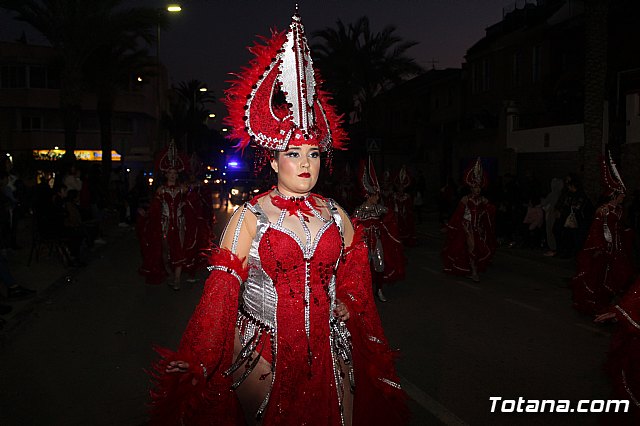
left=312, top=16, right=423, bottom=125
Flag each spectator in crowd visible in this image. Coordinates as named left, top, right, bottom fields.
left=62, top=163, right=82, bottom=192
left=2, top=155, right=25, bottom=250
left=521, top=196, right=545, bottom=248
left=63, top=189, right=88, bottom=266
left=542, top=178, right=564, bottom=256
left=0, top=171, right=35, bottom=311
left=553, top=174, right=593, bottom=258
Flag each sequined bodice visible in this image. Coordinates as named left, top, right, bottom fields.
left=157, top=185, right=185, bottom=237
left=232, top=199, right=349, bottom=422
left=239, top=201, right=343, bottom=332
left=463, top=197, right=487, bottom=229
left=259, top=224, right=342, bottom=310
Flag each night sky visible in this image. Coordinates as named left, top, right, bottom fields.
left=1, top=0, right=513, bottom=118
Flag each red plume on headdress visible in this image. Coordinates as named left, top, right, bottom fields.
left=358, top=156, right=381, bottom=196
left=463, top=157, right=488, bottom=188
left=155, top=140, right=188, bottom=174
left=224, top=9, right=347, bottom=154
left=600, top=151, right=626, bottom=197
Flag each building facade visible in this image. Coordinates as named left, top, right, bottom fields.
left=0, top=40, right=166, bottom=168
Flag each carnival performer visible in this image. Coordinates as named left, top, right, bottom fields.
left=394, top=165, right=416, bottom=246
left=442, top=158, right=496, bottom=282
left=594, top=275, right=640, bottom=424
left=138, top=142, right=188, bottom=289
left=183, top=154, right=215, bottom=280
left=353, top=157, right=405, bottom=302
left=571, top=153, right=634, bottom=315
left=148, top=9, right=408, bottom=426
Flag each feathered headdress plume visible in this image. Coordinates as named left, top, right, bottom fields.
left=224, top=6, right=347, bottom=158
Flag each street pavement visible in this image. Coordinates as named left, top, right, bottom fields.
left=0, top=208, right=619, bottom=425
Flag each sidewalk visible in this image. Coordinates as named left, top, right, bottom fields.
left=0, top=212, right=132, bottom=335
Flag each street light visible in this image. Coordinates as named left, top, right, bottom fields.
left=208, top=113, right=216, bottom=118
left=155, top=4, right=182, bottom=151
left=156, top=4, right=182, bottom=64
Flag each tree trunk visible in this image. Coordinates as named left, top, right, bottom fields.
left=582, top=0, right=610, bottom=201
left=98, top=95, right=114, bottom=188
left=60, top=65, right=83, bottom=162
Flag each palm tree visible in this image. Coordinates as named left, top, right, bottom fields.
left=0, top=0, right=164, bottom=169
left=83, top=5, right=165, bottom=183
left=1, top=0, right=103, bottom=160
left=582, top=0, right=610, bottom=200
left=169, top=79, right=215, bottom=153
left=312, top=16, right=423, bottom=127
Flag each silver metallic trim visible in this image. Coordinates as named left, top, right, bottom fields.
left=207, top=265, right=243, bottom=286
left=231, top=204, right=248, bottom=253
left=379, top=377, right=402, bottom=390
left=615, top=305, right=640, bottom=331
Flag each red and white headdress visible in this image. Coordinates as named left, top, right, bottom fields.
left=224, top=7, right=347, bottom=159
left=601, top=151, right=625, bottom=197
left=155, top=140, right=188, bottom=173
left=463, top=157, right=488, bottom=188
left=358, top=156, right=381, bottom=196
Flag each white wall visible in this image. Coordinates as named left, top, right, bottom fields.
left=506, top=121, right=584, bottom=153
left=627, top=93, right=640, bottom=144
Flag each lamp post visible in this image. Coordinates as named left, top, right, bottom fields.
left=157, top=4, right=182, bottom=62
left=186, top=85, right=208, bottom=153
left=155, top=4, right=182, bottom=151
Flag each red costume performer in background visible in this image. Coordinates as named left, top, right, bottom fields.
left=442, top=158, right=496, bottom=282
left=138, top=142, right=189, bottom=288
left=572, top=153, right=634, bottom=315
left=595, top=276, right=640, bottom=424
left=183, top=155, right=215, bottom=276
left=148, top=9, right=408, bottom=426
left=353, top=157, right=405, bottom=302
left=394, top=165, right=416, bottom=246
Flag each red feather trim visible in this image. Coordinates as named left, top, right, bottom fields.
left=224, top=30, right=288, bottom=152
left=148, top=346, right=209, bottom=425
left=208, top=247, right=248, bottom=282
left=337, top=241, right=410, bottom=425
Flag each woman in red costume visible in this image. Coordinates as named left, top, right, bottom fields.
left=353, top=157, right=406, bottom=302
left=183, top=154, right=215, bottom=280
left=594, top=276, right=640, bottom=424
left=394, top=165, right=416, bottom=246
left=442, top=158, right=496, bottom=282
left=571, top=153, right=634, bottom=315
left=148, top=10, right=408, bottom=426
left=138, top=142, right=188, bottom=289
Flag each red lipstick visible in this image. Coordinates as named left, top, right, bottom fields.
left=298, top=172, right=311, bottom=178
